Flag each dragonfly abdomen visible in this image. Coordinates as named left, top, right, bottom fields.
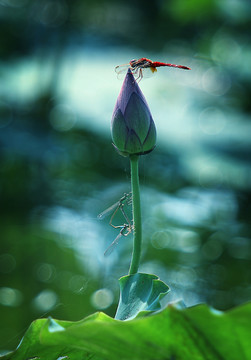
left=152, top=61, right=191, bottom=70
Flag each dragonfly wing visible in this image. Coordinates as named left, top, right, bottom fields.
left=140, top=67, right=156, bottom=79
left=97, top=201, right=119, bottom=220
left=115, top=63, right=129, bottom=73
left=115, top=64, right=130, bottom=79
left=129, top=67, right=156, bottom=81
left=104, top=232, right=122, bottom=257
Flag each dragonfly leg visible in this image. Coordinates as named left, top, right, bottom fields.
left=104, top=223, right=132, bottom=256
left=109, top=203, right=131, bottom=229
left=133, top=67, right=143, bottom=82
left=122, top=226, right=133, bottom=236
left=109, top=204, right=121, bottom=229
left=138, top=68, right=143, bottom=82
left=120, top=206, right=132, bottom=229
left=109, top=193, right=132, bottom=229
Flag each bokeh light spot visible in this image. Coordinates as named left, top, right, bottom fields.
left=175, top=267, right=197, bottom=287
left=199, top=107, right=226, bottom=135
left=0, top=287, right=23, bottom=307
left=151, top=231, right=172, bottom=249
left=90, top=288, right=113, bottom=309
left=202, top=67, right=231, bottom=96
left=211, top=35, right=242, bottom=65
left=202, top=237, right=224, bottom=260
left=49, top=104, right=76, bottom=132
left=36, top=263, right=56, bottom=283
left=32, top=289, right=58, bottom=312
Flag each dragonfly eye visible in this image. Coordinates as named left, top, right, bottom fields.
left=129, top=59, right=137, bottom=67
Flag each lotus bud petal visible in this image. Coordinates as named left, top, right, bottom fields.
left=111, top=70, right=156, bottom=157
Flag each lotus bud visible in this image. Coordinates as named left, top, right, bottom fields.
left=111, top=69, right=156, bottom=157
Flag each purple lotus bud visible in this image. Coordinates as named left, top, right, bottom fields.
left=111, top=69, right=156, bottom=157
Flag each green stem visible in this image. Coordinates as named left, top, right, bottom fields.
left=129, top=155, right=142, bottom=275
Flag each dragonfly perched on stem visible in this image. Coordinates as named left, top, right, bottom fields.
left=104, top=223, right=132, bottom=257
left=115, top=57, right=191, bottom=82
left=98, top=193, right=133, bottom=256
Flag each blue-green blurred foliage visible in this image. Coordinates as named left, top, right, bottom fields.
left=0, top=0, right=251, bottom=354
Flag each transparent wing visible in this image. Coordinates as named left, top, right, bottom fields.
left=115, top=63, right=130, bottom=74
left=104, top=231, right=123, bottom=257
left=97, top=200, right=120, bottom=220
left=137, top=67, right=156, bottom=79
left=115, top=64, right=131, bottom=80
left=125, top=66, right=156, bottom=81
left=97, top=193, right=130, bottom=220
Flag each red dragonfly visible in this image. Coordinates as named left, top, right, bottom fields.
left=115, top=57, right=191, bottom=81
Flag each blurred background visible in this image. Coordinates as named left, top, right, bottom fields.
left=0, top=0, right=251, bottom=353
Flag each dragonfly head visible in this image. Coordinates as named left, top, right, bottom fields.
left=129, top=59, right=137, bottom=68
